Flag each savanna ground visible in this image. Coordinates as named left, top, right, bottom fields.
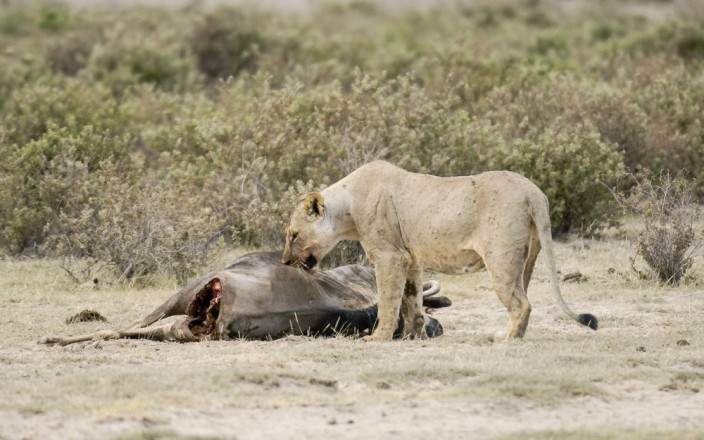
left=2, top=232, right=703, bottom=440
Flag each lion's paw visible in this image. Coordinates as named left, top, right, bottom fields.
left=362, top=332, right=394, bottom=342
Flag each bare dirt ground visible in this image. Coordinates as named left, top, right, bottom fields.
left=1, top=237, right=703, bottom=440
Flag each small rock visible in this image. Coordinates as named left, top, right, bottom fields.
left=562, top=271, right=587, bottom=283
left=376, top=381, right=392, bottom=390
left=141, top=416, right=163, bottom=427
left=607, top=267, right=616, bottom=274
left=636, top=346, right=647, bottom=352
left=309, top=378, right=338, bottom=388
left=19, top=408, right=45, bottom=416
left=677, top=339, right=690, bottom=346
left=65, top=310, right=107, bottom=324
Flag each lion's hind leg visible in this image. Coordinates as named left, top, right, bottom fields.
left=522, top=227, right=542, bottom=291
left=485, top=246, right=532, bottom=339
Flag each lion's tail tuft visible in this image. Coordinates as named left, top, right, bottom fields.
left=577, top=313, right=599, bottom=331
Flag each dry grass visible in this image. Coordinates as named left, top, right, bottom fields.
left=0, top=237, right=703, bottom=439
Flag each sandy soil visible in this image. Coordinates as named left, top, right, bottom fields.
left=1, top=238, right=703, bottom=440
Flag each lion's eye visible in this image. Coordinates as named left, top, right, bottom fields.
left=291, top=232, right=298, bottom=242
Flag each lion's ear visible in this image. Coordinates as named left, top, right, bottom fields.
left=303, top=192, right=325, bottom=218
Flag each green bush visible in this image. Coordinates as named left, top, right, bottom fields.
left=1, top=0, right=702, bottom=282
left=624, top=22, right=704, bottom=61
left=190, top=8, right=266, bottom=80
left=485, top=122, right=626, bottom=233
left=0, top=125, right=132, bottom=252
left=46, top=29, right=98, bottom=75
left=0, top=55, right=47, bottom=112
left=626, top=65, right=704, bottom=193
left=44, top=165, right=228, bottom=284
left=37, top=3, right=71, bottom=33
left=242, top=180, right=315, bottom=248
left=618, top=173, right=700, bottom=285
left=440, top=74, right=630, bottom=232
left=475, top=74, right=649, bottom=171
left=1, top=77, right=125, bottom=146
left=0, top=5, right=32, bottom=35
left=86, top=30, right=199, bottom=93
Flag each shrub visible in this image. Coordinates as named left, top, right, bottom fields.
left=479, top=121, right=626, bottom=234
left=37, top=3, right=71, bottom=33
left=190, top=8, right=265, bottom=80
left=44, top=165, right=229, bottom=284
left=624, top=22, right=704, bottom=61
left=46, top=29, right=97, bottom=75
left=165, top=72, right=623, bottom=236
left=86, top=29, right=199, bottom=93
left=1, top=77, right=125, bottom=146
left=119, top=87, right=221, bottom=157
left=458, top=75, right=629, bottom=232
left=241, top=180, right=315, bottom=249
left=0, top=77, right=132, bottom=252
left=0, top=54, right=47, bottom=112
left=0, top=125, right=132, bottom=253
left=618, top=173, right=701, bottom=285
left=0, top=5, right=32, bottom=35
left=626, top=65, right=704, bottom=194
left=475, top=74, right=649, bottom=170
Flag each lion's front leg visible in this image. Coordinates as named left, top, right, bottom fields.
left=400, top=265, right=427, bottom=339
left=366, top=252, right=408, bottom=341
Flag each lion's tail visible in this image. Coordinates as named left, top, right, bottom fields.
left=529, top=193, right=598, bottom=331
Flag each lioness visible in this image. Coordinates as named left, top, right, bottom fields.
left=282, top=161, right=598, bottom=341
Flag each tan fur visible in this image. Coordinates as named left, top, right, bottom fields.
left=283, top=161, right=595, bottom=340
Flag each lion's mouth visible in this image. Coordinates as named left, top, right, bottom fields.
left=301, top=254, right=318, bottom=271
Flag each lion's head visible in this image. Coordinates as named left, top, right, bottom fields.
left=282, top=192, right=333, bottom=270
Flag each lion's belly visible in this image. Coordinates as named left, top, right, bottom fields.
left=417, top=247, right=485, bottom=274
left=408, top=214, right=485, bottom=274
